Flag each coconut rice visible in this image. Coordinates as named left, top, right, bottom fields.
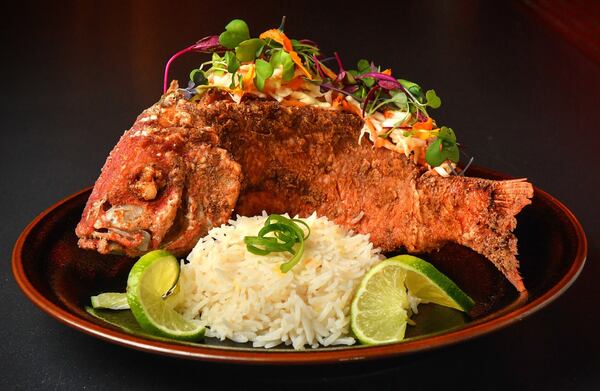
left=176, top=212, right=382, bottom=350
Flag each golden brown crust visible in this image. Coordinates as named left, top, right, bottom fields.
left=76, top=84, right=532, bottom=291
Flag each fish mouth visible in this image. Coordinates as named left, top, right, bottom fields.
left=78, top=203, right=153, bottom=255
left=78, top=227, right=151, bottom=256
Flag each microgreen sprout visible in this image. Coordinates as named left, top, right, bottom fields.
left=163, top=17, right=462, bottom=169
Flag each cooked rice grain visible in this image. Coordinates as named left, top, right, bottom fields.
left=178, top=212, right=382, bottom=350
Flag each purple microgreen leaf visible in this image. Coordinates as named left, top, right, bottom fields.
left=192, top=35, right=224, bottom=52
left=313, top=54, right=328, bottom=80
left=181, top=80, right=197, bottom=100
left=318, top=56, right=336, bottom=64
left=334, top=52, right=346, bottom=82
left=356, top=72, right=401, bottom=88
left=320, top=82, right=353, bottom=97
left=299, top=39, right=319, bottom=48
left=362, top=85, right=380, bottom=117
left=164, top=44, right=196, bottom=93
left=163, top=35, right=226, bottom=93
left=377, top=79, right=402, bottom=90
left=344, top=85, right=359, bottom=94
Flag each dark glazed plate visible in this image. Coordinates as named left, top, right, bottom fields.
left=12, top=167, right=587, bottom=364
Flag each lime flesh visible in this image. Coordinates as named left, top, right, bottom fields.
left=388, top=255, right=475, bottom=312
left=126, top=249, right=204, bottom=341
left=91, top=292, right=129, bottom=310
left=351, top=260, right=409, bottom=345
left=351, top=255, right=475, bottom=345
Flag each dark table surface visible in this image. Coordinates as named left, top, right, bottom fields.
left=2, top=1, right=598, bottom=390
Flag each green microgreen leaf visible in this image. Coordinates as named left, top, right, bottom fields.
left=254, top=59, right=274, bottom=91
left=189, top=69, right=207, bottom=85
left=426, top=126, right=459, bottom=167
left=235, top=38, right=265, bottom=62
left=353, top=85, right=368, bottom=100
left=389, top=90, right=408, bottom=109
left=218, top=19, right=250, bottom=49
left=398, top=79, right=425, bottom=103
left=425, top=89, right=442, bottom=109
left=357, top=59, right=370, bottom=73
left=224, top=51, right=239, bottom=73
left=410, top=86, right=425, bottom=103
left=368, top=90, right=408, bottom=115
left=229, top=71, right=237, bottom=89
left=270, top=50, right=295, bottom=81
left=344, top=71, right=357, bottom=85
left=438, top=126, right=457, bottom=143
left=398, top=79, right=419, bottom=90
left=363, top=77, right=375, bottom=88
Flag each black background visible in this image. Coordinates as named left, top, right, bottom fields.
left=1, top=1, right=598, bottom=390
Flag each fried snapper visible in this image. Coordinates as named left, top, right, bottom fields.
left=76, top=83, right=533, bottom=292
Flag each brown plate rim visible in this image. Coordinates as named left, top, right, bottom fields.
left=12, top=169, right=588, bottom=365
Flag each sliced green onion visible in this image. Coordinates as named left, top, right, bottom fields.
left=243, top=214, right=311, bottom=272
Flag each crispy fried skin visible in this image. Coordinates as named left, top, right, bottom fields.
left=76, top=83, right=532, bottom=291
left=200, top=96, right=532, bottom=291
left=75, top=87, right=242, bottom=257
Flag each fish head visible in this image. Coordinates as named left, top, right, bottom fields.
left=76, top=127, right=187, bottom=257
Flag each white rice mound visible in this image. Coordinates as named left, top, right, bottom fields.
left=177, top=212, right=382, bottom=350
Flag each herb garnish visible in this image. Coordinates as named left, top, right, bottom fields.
left=244, top=214, right=311, bottom=273
left=163, top=18, right=463, bottom=169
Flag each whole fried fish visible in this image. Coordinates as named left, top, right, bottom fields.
left=76, top=82, right=533, bottom=291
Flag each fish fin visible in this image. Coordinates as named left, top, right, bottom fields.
left=492, top=178, right=534, bottom=218
left=487, top=179, right=533, bottom=292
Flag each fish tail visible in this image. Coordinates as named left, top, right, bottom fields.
left=483, top=178, right=533, bottom=292
left=492, top=178, right=534, bottom=220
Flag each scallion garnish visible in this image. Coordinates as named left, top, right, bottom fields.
left=244, top=214, right=311, bottom=272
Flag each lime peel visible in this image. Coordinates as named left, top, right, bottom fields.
left=126, top=249, right=205, bottom=341
left=350, top=255, right=475, bottom=346
left=91, top=292, right=129, bottom=310
left=389, top=254, right=475, bottom=312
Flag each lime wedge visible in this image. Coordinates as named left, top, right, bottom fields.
left=388, top=254, right=475, bottom=312
left=351, top=255, right=475, bottom=345
left=126, top=249, right=204, bottom=341
left=91, top=292, right=129, bottom=310
left=351, top=260, right=409, bottom=345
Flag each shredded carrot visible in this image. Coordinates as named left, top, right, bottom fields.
left=382, top=69, right=392, bottom=75
left=331, top=94, right=344, bottom=109
left=242, top=64, right=256, bottom=92
left=384, top=110, right=395, bottom=119
left=365, top=118, right=387, bottom=148
left=380, top=138, right=398, bottom=150
left=259, top=29, right=293, bottom=51
left=320, top=63, right=338, bottom=80
left=289, top=51, right=313, bottom=79
left=263, top=80, right=276, bottom=95
left=260, top=29, right=313, bottom=80
left=280, top=99, right=307, bottom=107
left=412, top=117, right=433, bottom=130
left=285, top=76, right=305, bottom=90
left=342, top=99, right=363, bottom=117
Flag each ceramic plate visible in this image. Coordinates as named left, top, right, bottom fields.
left=12, top=167, right=586, bottom=364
